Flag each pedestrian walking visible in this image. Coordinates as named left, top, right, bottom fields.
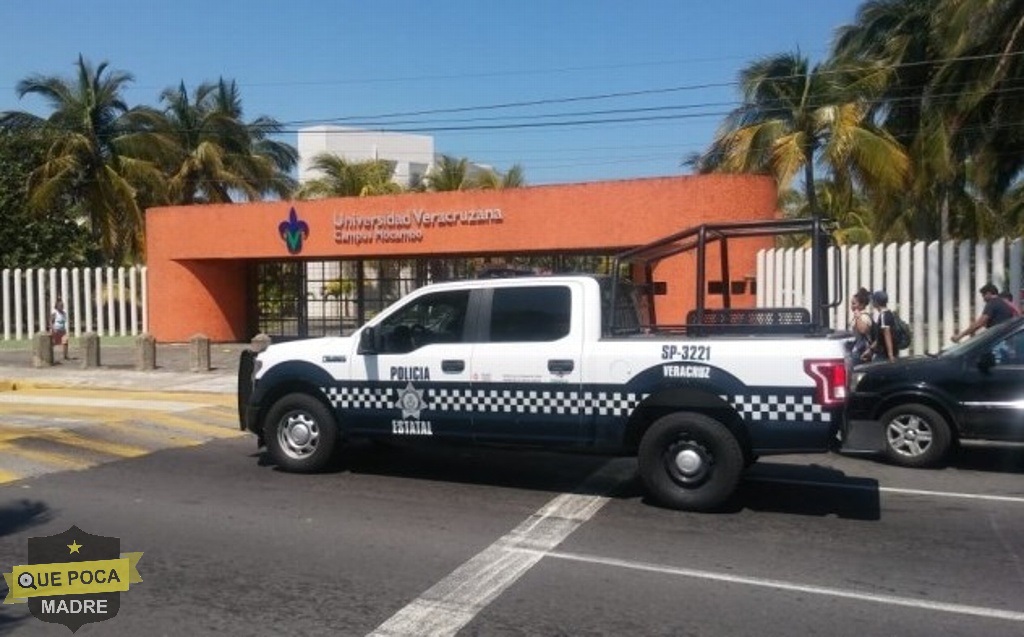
left=952, top=283, right=1017, bottom=343
left=850, top=287, right=873, bottom=362
left=868, top=290, right=898, bottom=362
left=49, top=298, right=69, bottom=361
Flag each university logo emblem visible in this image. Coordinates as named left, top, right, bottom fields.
left=279, top=207, right=309, bottom=254
left=4, top=525, right=144, bottom=632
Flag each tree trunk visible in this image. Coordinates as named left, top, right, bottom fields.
left=803, top=149, right=818, bottom=218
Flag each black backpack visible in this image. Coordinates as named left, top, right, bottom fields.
left=874, top=309, right=911, bottom=352
left=890, top=310, right=912, bottom=351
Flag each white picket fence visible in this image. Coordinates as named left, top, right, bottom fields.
left=4, top=241, right=1021, bottom=350
left=757, top=239, right=1024, bottom=355
left=1, top=266, right=148, bottom=341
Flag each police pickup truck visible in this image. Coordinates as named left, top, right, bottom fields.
left=239, top=219, right=857, bottom=511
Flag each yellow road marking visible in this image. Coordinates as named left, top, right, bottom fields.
left=0, top=442, right=94, bottom=469
left=0, top=403, right=177, bottom=419
left=45, top=429, right=150, bottom=458
left=0, top=469, right=21, bottom=484
left=143, top=412, right=243, bottom=439
left=98, top=420, right=206, bottom=447
left=3, top=387, right=235, bottom=406
left=192, top=407, right=239, bottom=427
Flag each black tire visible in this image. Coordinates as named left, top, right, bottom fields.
left=880, top=403, right=952, bottom=468
left=638, top=412, right=744, bottom=512
left=264, top=392, right=339, bottom=472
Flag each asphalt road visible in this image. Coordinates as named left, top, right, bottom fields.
left=1, top=388, right=1024, bottom=636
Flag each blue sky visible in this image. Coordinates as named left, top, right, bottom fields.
left=1, top=1, right=862, bottom=185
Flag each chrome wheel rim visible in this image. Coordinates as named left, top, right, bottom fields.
left=277, top=411, right=320, bottom=460
left=886, top=413, right=933, bottom=458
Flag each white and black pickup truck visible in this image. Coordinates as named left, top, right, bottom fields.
left=239, top=219, right=868, bottom=511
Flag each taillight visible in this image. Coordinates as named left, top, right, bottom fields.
left=803, top=359, right=848, bottom=407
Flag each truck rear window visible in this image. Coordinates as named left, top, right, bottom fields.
left=489, top=287, right=571, bottom=342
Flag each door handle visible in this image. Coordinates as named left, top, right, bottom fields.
left=548, top=359, right=575, bottom=374
left=442, top=359, right=465, bottom=373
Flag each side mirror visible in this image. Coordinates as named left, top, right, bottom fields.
left=978, top=351, right=996, bottom=372
left=357, top=326, right=377, bottom=355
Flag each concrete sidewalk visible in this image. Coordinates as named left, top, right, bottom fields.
left=0, top=341, right=250, bottom=394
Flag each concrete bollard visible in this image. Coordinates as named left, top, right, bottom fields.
left=33, top=332, right=54, bottom=368
left=189, top=333, right=211, bottom=372
left=135, top=333, right=157, bottom=371
left=250, top=333, right=272, bottom=353
left=80, top=332, right=101, bottom=368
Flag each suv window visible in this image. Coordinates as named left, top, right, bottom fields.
left=991, top=330, right=1024, bottom=365
left=378, top=290, right=469, bottom=353
left=489, top=286, right=571, bottom=342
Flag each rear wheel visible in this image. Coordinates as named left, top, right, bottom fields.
left=880, top=403, right=952, bottom=468
left=264, top=392, right=339, bottom=472
left=638, top=412, right=744, bottom=511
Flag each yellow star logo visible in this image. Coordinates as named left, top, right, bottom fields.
left=67, top=540, right=82, bottom=554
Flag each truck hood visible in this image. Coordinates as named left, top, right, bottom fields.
left=851, top=353, right=958, bottom=390
left=255, top=336, right=354, bottom=376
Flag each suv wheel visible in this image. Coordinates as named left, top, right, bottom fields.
left=880, top=403, right=952, bottom=468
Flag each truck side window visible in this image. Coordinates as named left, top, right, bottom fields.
left=378, top=290, right=469, bottom=353
left=490, top=286, right=571, bottom=342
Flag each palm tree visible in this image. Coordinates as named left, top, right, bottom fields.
left=295, top=154, right=403, bottom=199
left=932, top=0, right=1024, bottom=216
left=0, top=55, right=165, bottom=262
left=831, top=0, right=1024, bottom=239
left=469, top=163, right=527, bottom=189
left=691, top=51, right=909, bottom=223
left=423, top=155, right=469, bottom=192
left=154, top=79, right=297, bottom=204
left=831, top=0, right=962, bottom=239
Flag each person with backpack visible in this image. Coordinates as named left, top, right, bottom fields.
left=867, top=289, right=901, bottom=362
left=952, top=283, right=1017, bottom=343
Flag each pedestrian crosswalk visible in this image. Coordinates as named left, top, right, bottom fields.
left=0, top=386, right=243, bottom=484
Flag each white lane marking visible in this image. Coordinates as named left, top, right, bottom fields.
left=0, top=394, right=203, bottom=413
left=367, top=460, right=632, bottom=637
left=528, top=548, right=1024, bottom=622
left=748, top=476, right=1024, bottom=504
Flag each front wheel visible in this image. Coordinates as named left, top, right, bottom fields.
left=638, top=412, right=744, bottom=511
left=880, top=403, right=952, bottom=468
left=264, top=392, right=339, bottom=472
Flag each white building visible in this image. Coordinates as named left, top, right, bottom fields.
left=297, top=126, right=435, bottom=188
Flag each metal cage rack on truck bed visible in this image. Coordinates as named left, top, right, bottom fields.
left=609, top=217, right=839, bottom=337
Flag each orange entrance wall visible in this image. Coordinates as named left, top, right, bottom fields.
left=146, top=174, right=778, bottom=342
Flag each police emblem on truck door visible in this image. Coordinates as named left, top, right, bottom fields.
left=391, top=383, right=434, bottom=435
left=345, top=289, right=474, bottom=439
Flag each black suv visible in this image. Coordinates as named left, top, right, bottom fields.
left=847, top=316, right=1024, bottom=467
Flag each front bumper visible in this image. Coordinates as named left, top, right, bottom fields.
left=237, top=349, right=258, bottom=433
left=841, top=391, right=884, bottom=452
left=840, top=418, right=884, bottom=452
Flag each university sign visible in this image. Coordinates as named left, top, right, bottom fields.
left=334, top=207, right=504, bottom=245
